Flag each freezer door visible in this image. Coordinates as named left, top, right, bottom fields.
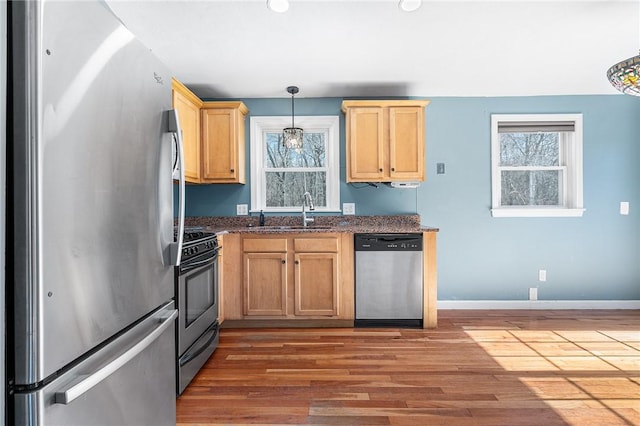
left=11, top=1, right=175, bottom=384
left=14, top=303, right=178, bottom=426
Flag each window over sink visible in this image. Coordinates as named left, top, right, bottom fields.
left=250, top=116, right=340, bottom=213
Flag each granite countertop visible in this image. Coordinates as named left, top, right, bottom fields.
left=184, top=214, right=439, bottom=235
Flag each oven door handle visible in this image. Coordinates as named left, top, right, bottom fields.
left=179, top=324, right=219, bottom=367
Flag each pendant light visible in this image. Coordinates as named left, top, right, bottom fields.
left=606, top=5, right=640, bottom=96
left=283, top=86, right=303, bottom=149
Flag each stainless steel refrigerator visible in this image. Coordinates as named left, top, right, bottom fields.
left=8, top=1, right=179, bottom=424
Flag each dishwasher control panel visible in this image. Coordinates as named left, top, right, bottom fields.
left=354, top=233, right=423, bottom=251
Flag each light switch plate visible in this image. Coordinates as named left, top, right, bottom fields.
left=236, top=204, right=248, bottom=216
left=538, top=269, right=547, bottom=282
left=620, top=201, right=630, bottom=215
left=343, top=203, right=356, bottom=215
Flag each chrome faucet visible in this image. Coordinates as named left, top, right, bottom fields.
left=302, top=192, right=315, bottom=227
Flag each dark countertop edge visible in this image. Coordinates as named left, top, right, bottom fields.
left=209, top=226, right=439, bottom=235
left=185, top=214, right=439, bottom=235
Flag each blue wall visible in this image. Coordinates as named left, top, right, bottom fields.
left=183, top=95, right=640, bottom=301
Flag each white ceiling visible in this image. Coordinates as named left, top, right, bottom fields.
left=106, top=0, right=640, bottom=99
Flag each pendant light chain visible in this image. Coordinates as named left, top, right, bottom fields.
left=291, top=90, right=295, bottom=128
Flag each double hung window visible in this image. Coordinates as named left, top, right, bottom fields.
left=250, top=116, right=340, bottom=212
left=491, top=114, right=584, bottom=217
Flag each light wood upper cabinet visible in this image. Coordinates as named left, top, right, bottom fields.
left=201, top=102, right=248, bottom=184
left=342, top=100, right=430, bottom=183
left=172, top=78, right=203, bottom=183
left=171, top=78, right=248, bottom=184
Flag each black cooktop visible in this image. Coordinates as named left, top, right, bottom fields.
left=175, top=226, right=216, bottom=243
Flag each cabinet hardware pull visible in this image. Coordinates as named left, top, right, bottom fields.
left=230, top=169, right=235, bottom=172
left=295, top=260, right=299, bottom=265
left=281, top=259, right=286, bottom=264
left=391, top=167, right=395, bottom=171
left=379, top=168, right=383, bottom=172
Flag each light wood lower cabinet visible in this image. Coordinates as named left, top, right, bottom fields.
left=218, top=231, right=436, bottom=328
left=294, top=252, right=338, bottom=316
left=217, top=234, right=225, bottom=324
left=243, top=235, right=340, bottom=318
left=221, top=233, right=353, bottom=321
left=243, top=251, right=288, bottom=316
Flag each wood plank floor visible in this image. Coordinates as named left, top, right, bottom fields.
left=177, top=310, right=640, bottom=425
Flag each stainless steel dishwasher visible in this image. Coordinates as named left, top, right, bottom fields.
left=355, top=233, right=423, bottom=328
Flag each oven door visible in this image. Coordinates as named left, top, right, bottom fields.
left=177, top=253, right=218, bottom=357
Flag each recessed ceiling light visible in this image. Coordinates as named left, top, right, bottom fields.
left=399, top=0, right=421, bottom=12
left=267, top=0, right=289, bottom=13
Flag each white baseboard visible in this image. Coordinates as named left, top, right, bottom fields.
left=437, top=300, right=640, bottom=310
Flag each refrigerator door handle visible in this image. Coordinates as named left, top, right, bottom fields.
left=166, top=108, right=185, bottom=266
left=53, top=309, right=178, bottom=405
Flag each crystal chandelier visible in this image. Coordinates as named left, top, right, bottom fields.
left=283, top=86, right=303, bottom=149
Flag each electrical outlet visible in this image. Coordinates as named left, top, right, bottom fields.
left=436, top=163, right=445, bottom=174
left=236, top=204, right=248, bottom=216
left=529, top=288, right=538, bottom=301
left=620, top=201, right=630, bottom=215
left=343, top=203, right=356, bottom=215
left=539, top=269, right=547, bottom=282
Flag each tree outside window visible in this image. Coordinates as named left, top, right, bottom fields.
left=491, top=114, right=584, bottom=218
left=250, top=116, right=340, bottom=213
left=499, top=131, right=562, bottom=206
left=264, top=132, right=327, bottom=209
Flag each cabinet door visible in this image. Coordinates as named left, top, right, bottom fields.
left=294, top=253, right=338, bottom=316
left=172, top=88, right=201, bottom=183
left=201, top=108, right=239, bottom=183
left=389, top=106, right=424, bottom=181
left=243, top=252, right=287, bottom=316
left=347, top=107, right=385, bottom=182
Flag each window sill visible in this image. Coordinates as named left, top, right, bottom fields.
left=491, top=208, right=585, bottom=218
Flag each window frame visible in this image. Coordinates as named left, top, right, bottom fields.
left=250, top=115, right=340, bottom=213
left=490, top=113, right=585, bottom=218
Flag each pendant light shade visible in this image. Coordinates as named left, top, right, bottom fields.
left=283, top=86, right=303, bottom=149
left=607, top=52, right=640, bottom=96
